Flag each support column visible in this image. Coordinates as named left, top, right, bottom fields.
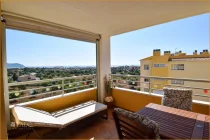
left=208, top=61, right=210, bottom=115
left=96, top=34, right=111, bottom=103
left=0, top=1, right=8, bottom=139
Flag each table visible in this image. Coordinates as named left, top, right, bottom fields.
left=137, top=103, right=210, bottom=139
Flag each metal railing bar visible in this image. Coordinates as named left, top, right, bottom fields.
left=63, top=80, right=96, bottom=86
left=151, top=83, right=210, bottom=90
left=9, top=90, right=63, bottom=101
left=8, top=75, right=97, bottom=104
left=150, top=88, right=209, bottom=98
left=9, top=84, right=60, bottom=94
left=111, top=74, right=210, bottom=99
left=63, top=84, right=95, bottom=91
left=193, top=94, right=210, bottom=98
left=8, top=74, right=96, bottom=87
left=113, top=83, right=145, bottom=89
left=114, top=86, right=142, bottom=91
left=111, top=74, right=210, bottom=83
left=111, top=74, right=140, bottom=78
left=112, top=79, right=143, bottom=83
left=62, top=74, right=96, bottom=80
left=112, top=79, right=209, bottom=90
left=8, top=79, right=62, bottom=86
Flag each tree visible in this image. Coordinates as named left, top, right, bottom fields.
left=12, top=73, right=18, bottom=81
left=9, top=92, right=20, bottom=99
left=18, top=85, right=26, bottom=90
left=8, top=78, right=13, bottom=83
left=9, top=93, right=16, bottom=99
left=36, top=73, right=42, bottom=78
left=32, top=90, right=39, bottom=95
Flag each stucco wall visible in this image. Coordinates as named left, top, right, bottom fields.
left=27, top=88, right=97, bottom=112
left=140, top=60, right=152, bottom=91
left=112, top=88, right=209, bottom=115
left=168, top=60, right=210, bottom=102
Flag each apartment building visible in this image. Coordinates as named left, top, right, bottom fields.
left=140, top=49, right=210, bottom=102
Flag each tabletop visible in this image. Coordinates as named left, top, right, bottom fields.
left=137, top=103, right=210, bottom=139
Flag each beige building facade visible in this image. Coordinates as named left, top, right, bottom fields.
left=140, top=49, right=210, bottom=102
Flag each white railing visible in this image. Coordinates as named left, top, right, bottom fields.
left=110, top=74, right=210, bottom=100
left=8, top=75, right=97, bottom=105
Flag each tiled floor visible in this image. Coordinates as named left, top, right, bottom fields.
left=10, top=108, right=119, bottom=139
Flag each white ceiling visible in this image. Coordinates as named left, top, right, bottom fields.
left=2, top=0, right=210, bottom=36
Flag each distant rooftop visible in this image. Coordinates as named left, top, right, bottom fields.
left=140, top=49, right=210, bottom=61
left=171, top=58, right=210, bottom=61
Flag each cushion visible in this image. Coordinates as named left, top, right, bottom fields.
left=12, top=105, right=63, bottom=128
left=114, top=108, right=160, bottom=140
left=162, top=88, right=192, bottom=111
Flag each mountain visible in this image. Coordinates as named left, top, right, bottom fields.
left=7, top=63, right=25, bottom=68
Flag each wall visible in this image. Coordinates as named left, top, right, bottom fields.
left=168, top=60, right=210, bottom=102
left=140, top=60, right=152, bottom=91
left=112, top=88, right=209, bottom=115
left=27, top=89, right=97, bottom=112
left=141, top=55, right=169, bottom=92
left=151, top=55, right=169, bottom=90
left=10, top=89, right=97, bottom=123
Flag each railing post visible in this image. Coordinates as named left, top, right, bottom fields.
left=95, top=75, right=97, bottom=88
left=62, top=79, right=64, bottom=95
left=109, top=74, right=112, bottom=88
left=93, top=75, right=96, bottom=88
left=148, top=78, right=151, bottom=94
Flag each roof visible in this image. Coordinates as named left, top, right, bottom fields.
left=171, top=58, right=210, bottom=61
left=18, top=75, right=29, bottom=78
left=2, top=0, right=210, bottom=36
left=140, top=56, right=153, bottom=61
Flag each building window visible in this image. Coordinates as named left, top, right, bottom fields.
left=144, top=78, right=149, bottom=82
left=171, top=64, right=184, bottom=70
left=171, top=80, right=184, bottom=85
left=154, top=64, right=166, bottom=67
left=144, top=65, right=149, bottom=70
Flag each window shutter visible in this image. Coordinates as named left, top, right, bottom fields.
left=3, top=13, right=100, bottom=43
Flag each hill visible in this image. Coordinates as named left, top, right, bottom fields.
left=7, top=63, right=25, bottom=68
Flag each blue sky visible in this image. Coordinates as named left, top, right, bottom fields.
left=6, top=13, right=209, bottom=67
left=6, top=30, right=96, bottom=67
left=111, top=13, right=209, bottom=66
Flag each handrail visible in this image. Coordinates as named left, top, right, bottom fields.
left=8, top=74, right=96, bottom=86
left=9, top=80, right=95, bottom=94
left=8, top=75, right=97, bottom=104
left=110, top=74, right=210, bottom=83
left=110, top=74, right=210, bottom=100
left=9, top=90, right=63, bottom=102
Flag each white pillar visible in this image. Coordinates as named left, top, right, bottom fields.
left=208, top=62, right=210, bottom=108
left=96, top=34, right=111, bottom=103
left=0, top=1, right=9, bottom=138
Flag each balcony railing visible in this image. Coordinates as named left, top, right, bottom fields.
left=110, top=74, right=210, bottom=102
left=8, top=75, right=97, bottom=105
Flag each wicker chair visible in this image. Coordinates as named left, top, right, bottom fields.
left=113, top=108, right=160, bottom=140
left=162, top=87, right=193, bottom=111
